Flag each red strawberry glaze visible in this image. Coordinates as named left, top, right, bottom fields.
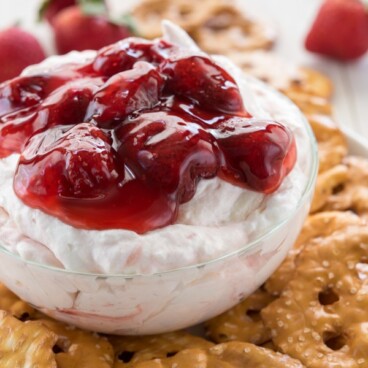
left=87, top=62, right=164, bottom=128
left=0, top=38, right=297, bottom=234
left=90, top=38, right=169, bottom=77
left=14, top=123, right=175, bottom=233
left=0, top=77, right=104, bottom=157
left=161, top=56, right=245, bottom=115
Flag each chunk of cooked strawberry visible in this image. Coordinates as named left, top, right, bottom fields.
left=0, top=106, right=38, bottom=157
left=93, top=38, right=155, bottom=77
left=14, top=123, right=118, bottom=199
left=41, top=78, right=102, bottom=126
left=87, top=62, right=164, bottom=128
left=14, top=122, right=175, bottom=233
left=215, top=118, right=297, bottom=193
left=0, top=71, right=81, bottom=116
left=116, top=111, right=219, bottom=202
left=161, top=56, right=247, bottom=115
left=0, top=78, right=101, bottom=157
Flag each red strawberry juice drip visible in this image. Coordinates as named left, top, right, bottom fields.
left=0, top=38, right=297, bottom=233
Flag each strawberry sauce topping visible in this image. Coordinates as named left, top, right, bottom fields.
left=0, top=38, right=296, bottom=233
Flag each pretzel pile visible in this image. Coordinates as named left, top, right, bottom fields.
left=0, top=288, right=304, bottom=367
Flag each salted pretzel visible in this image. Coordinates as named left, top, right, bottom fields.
left=310, top=164, right=348, bottom=213
left=265, top=211, right=362, bottom=296
left=260, top=340, right=277, bottom=350
left=207, top=342, right=304, bottom=368
left=195, top=6, right=275, bottom=54
left=286, top=67, right=333, bottom=99
left=0, top=283, right=36, bottom=320
left=36, top=318, right=114, bottom=367
left=109, top=331, right=213, bottom=367
left=227, top=51, right=300, bottom=90
left=228, top=51, right=333, bottom=99
left=133, top=0, right=275, bottom=55
left=321, top=156, right=368, bottom=219
left=262, top=225, right=368, bottom=367
left=0, top=311, right=58, bottom=368
left=133, top=0, right=219, bottom=38
left=286, top=92, right=332, bottom=116
left=205, top=288, right=275, bottom=345
left=131, top=341, right=304, bottom=368
left=308, top=114, right=348, bottom=173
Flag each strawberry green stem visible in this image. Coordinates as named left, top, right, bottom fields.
left=362, top=0, right=368, bottom=12
left=38, top=0, right=52, bottom=21
left=77, top=0, right=107, bottom=16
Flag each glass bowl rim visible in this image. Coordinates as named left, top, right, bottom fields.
left=0, top=80, right=319, bottom=279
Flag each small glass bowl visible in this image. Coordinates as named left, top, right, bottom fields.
left=0, top=84, right=318, bottom=335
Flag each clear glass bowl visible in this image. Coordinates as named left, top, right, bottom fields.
left=0, top=84, right=319, bottom=335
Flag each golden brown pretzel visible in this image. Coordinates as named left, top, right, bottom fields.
left=308, top=114, right=348, bottom=173
left=133, top=0, right=275, bottom=54
left=0, top=283, right=36, bottom=320
left=287, top=67, right=333, bottom=99
left=195, top=6, right=275, bottom=54
left=109, top=331, right=213, bottom=367
left=133, top=0, right=219, bottom=38
left=0, top=309, right=115, bottom=367
left=262, top=225, right=368, bottom=367
left=0, top=311, right=58, bottom=368
left=36, top=318, right=114, bottom=367
left=132, top=342, right=304, bottom=368
left=228, top=51, right=333, bottom=100
left=310, top=164, right=348, bottom=213
left=205, top=288, right=275, bottom=345
left=286, top=92, right=332, bottom=116
left=322, top=156, right=368, bottom=219
left=265, top=211, right=362, bottom=296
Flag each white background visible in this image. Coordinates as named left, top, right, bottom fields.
left=0, top=0, right=367, bottom=139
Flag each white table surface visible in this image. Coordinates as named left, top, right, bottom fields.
left=1, top=0, right=367, bottom=140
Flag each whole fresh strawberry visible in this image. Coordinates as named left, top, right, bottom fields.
left=0, top=27, right=46, bottom=83
left=305, top=0, right=368, bottom=60
left=39, top=0, right=76, bottom=25
left=53, top=6, right=132, bottom=54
